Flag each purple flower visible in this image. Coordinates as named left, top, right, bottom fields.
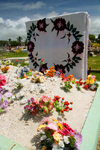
left=0, top=94, right=2, bottom=101
left=4, top=92, right=13, bottom=98
left=3, top=100, right=8, bottom=109
left=74, top=132, right=82, bottom=150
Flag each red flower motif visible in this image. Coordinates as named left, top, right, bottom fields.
left=72, top=41, right=84, bottom=54
left=27, top=41, right=35, bottom=52
left=37, top=18, right=48, bottom=32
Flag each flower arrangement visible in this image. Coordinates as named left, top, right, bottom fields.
left=46, top=66, right=56, bottom=77
left=76, top=79, right=83, bottom=91
left=1, top=66, right=9, bottom=73
left=0, top=75, right=6, bottom=87
left=0, top=87, right=13, bottom=113
left=24, top=96, right=73, bottom=116
left=38, top=117, right=82, bottom=150
left=24, top=96, right=54, bottom=115
left=53, top=96, right=73, bottom=113
left=31, top=71, right=45, bottom=83
left=83, top=74, right=98, bottom=91
left=1, top=60, right=12, bottom=66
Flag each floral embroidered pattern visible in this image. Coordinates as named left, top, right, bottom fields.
left=27, top=41, right=35, bottom=52
left=27, top=17, right=84, bottom=72
left=51, top=18, right=66, bottom=35
left=72, top=41, right=84, bottom=54
left=37, top=18, right=49, bottom=32
left=54, top=64, right=65, bottom=74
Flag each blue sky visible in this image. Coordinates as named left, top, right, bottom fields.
left=0, top=0, right=100, bottom=40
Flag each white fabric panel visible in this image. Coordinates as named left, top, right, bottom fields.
left=26, top=12, right=89, bottom=79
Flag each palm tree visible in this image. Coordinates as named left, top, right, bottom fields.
left=17, top=36, right=22, bottom=46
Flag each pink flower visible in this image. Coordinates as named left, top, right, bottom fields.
left=47, top=123, right=57, bottom=131
left=0, top=75, right=6, bottom=87
left=3, top=100, right=8, bottom=109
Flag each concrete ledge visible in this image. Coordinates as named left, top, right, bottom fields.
left=80, top=82, right=100, bottom=150
left=0, top=134, right=29, bottom=150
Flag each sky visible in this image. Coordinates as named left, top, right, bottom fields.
left=0, top=0, right=100, bottom=41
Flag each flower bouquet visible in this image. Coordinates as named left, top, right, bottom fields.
left=24, top=96, right=54, bottom=115
left=38, top=117, right=82, bottom=150
left=53, top=96, right=73, bottom=113
left=1, top=66, right=9, bottom=73
left=46, top=66, right=56, bottom=77
left=83, top=74, right=98, bottom=91
left=31, top=71, right=45, bottom=83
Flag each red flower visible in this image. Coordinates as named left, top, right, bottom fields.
left=72, top=41, right=84, bottom=54
left=16, top=59, right=19, bottom=62
left=0, top=75, right=6, bottom=87
left=61, top=109, right=64, bottom=113
left=69, top=108, right=72, bottom=110
left=53, top=96, right=61, bottom=102
left=64, top=101, right=69, bottom=106
left=83, top=84, right=90, bottom=89
left=27, top=41, right=35, bottom=52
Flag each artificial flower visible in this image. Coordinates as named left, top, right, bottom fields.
left=72, top=41, right=84, bottom=54
left=47, top=123, right=57, bottom=131
left=58, top=140, right=64, bottom=148
left=38, top=125, right=47, bottom=131
left=63, top=136, right=70, bottom=144
left=53, top=131, right=62, bottom=142
left=0, top=75, right=6, bottom=87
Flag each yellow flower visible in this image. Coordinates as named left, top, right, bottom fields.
left=86, top=79, right=90, bottom=84
left=57, top=123, right=63, bottom=130
left=87, top=75, right=92, bottom=80
left=42, top=146, right=46, bottom=150
left=51, top=118, right=58, bottom=122
left=53, top=131, right=62, bottom=142
left=90, top=79, right=95, bottom=84
left=38, top=125, right=46, bottom=131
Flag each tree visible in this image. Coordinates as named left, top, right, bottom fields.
left=97, top=34, right=100, bottom=43
left=89, top=34, right=95, bottom=43
left=17, top=36, right=22, bottom=46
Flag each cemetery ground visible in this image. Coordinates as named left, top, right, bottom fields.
left=0, top=50, right=100, bottom=149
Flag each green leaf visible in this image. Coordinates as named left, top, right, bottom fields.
left=72, top=28, right=77, bottom=33
left=70, top=24, right=73, bottom=30
left=62, top=60, right=67, bottom=62
left=69, top=64, right=73, bottom=69
left=75, top=31, right=80, bottom=35
left=72, top=61, right=76, bottom=66
left=76, top=34, right=83, bottom=38
left=36, top=52, right=38, bottom=56
left=74, top=59, right=79, bottom=63
left=76, top=56, right=81, bottom=60
left=69, top=136, right=75, bottom=147
left=66, top=21, right=70, bottom=30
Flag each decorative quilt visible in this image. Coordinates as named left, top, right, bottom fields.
left=26, top=12, right=89, bottom=79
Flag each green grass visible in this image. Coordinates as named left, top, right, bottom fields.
left=89, top=72, right=100, bottom=81
left=88, top=55, right=100, bottom=70
left=0, top=50, right=28, bottom=59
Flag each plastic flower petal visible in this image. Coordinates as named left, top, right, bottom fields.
left=3, top=100, right=8, bottom=109
left=64, top=136, right=70, bottom=144
left=38, top=125, right=47, bottom=131
left=4, top=92, right=13, bottom=98
left=47, top=123, right=57, bottom=131
left=53, top=131, right=62, bottom=142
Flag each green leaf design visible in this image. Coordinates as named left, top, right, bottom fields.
left=36, top=52, right=38, bottom=56
left=76, top=56, right=82, bottom=60
left=69, top=64, right=73, bottom=69
left=72, top=28, right=77, bottom=33
left=75, top=31, right=80, bottom=35
left=62, top=60, right=67, bottom=62
left=74, top=59, right=79, bottom=63
left=66, top=21, right=70, bottom=30
left=72, top=61, right=76, bottom=66
left=70, top=24, right=73, bottom=30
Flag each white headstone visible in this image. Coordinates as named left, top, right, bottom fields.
left=26, top=12, right=89, bottom=79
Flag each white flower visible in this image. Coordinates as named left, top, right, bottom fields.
left=64, top=136, right=69, bottom=144
left=52, top=143, right=58, bottom=150
left=58, top=140, right=64, bottom=148
left=40, top=130, right=45, bottom=134
left=68, top=104, right=72, bottom=108
left=40, top=135, right=47, bottom=141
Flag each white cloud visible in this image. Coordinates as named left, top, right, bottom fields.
left=0, top=12, right=100, bottom=41
left=89, top=17, right=100, bottom=37
left=0, top=1, right=45, bottom=11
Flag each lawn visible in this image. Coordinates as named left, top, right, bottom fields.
left=88, top=55, right=100, bottom=70
left=0, top=50, right=28, bottom=59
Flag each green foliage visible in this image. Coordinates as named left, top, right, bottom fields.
left=64, top=81, right=72, bottom=92
left=69, top=136, right=75, bottom=148
left=89, top=34, right=96, bottom=43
